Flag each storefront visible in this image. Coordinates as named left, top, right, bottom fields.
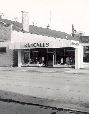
left=9, top=31, right=80, bottom=69
left=20, top=47, right=75, bottom=66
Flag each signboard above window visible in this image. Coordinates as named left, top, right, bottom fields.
left=71, top=40, right=79, bottom=48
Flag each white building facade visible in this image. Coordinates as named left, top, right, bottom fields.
left=9, top=30, right=84, bottom=69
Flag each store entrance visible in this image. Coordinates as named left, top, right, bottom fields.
left=47, top=48, right=54, bottom=66
left=47, top=53, right=53, bottom=66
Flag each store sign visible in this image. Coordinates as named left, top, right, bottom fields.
left=71, top=40, right=79, bottom=48
left=9, top=40, right=79, bottom=49
left=24, top=42, right=49, bottom=48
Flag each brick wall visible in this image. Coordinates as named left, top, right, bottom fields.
left=13, top=50, right=18, bottom=67
left=0, top=46, right=13, bottom=67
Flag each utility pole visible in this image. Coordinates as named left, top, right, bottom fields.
left=72, top=24, right=75, bottom=37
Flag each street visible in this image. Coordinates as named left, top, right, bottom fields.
left=0, top=67, right=89, bottom=113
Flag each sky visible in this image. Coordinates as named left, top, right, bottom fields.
left=0, top=0, right=89, bottom=35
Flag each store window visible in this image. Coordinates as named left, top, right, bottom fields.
left=83, top=46, right=89, bottom=62
left=0, top=47, right=6, bottom=53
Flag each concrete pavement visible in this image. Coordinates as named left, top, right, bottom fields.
left=0, top=67, right=89, bottom=113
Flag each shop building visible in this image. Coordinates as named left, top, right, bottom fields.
left=0, top=12, right=89, bottom=69
left=9, top=30, right=80, bottom=69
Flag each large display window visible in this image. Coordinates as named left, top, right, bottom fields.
left=83, top=46, right=89, bottom=62
left=22, top=47, right=75, bottom=66
left=23, top=49, right=47, bottom=66
left=56, top=47, right=75, bottom=65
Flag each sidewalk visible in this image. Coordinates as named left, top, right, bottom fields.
left=0, top=66, right=89, bottom=74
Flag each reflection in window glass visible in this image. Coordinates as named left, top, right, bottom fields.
left=83, top=46, right=89, bottom=62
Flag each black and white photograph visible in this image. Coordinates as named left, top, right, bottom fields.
left=0, top=0, right=89, bottom=113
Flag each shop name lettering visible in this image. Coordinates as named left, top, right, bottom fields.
left=25, top=43, right=49, bottom=48
left=71, top=42, right=79, bottom=46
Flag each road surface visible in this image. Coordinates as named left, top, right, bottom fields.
left=0, top=67, right=89, bottom=113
